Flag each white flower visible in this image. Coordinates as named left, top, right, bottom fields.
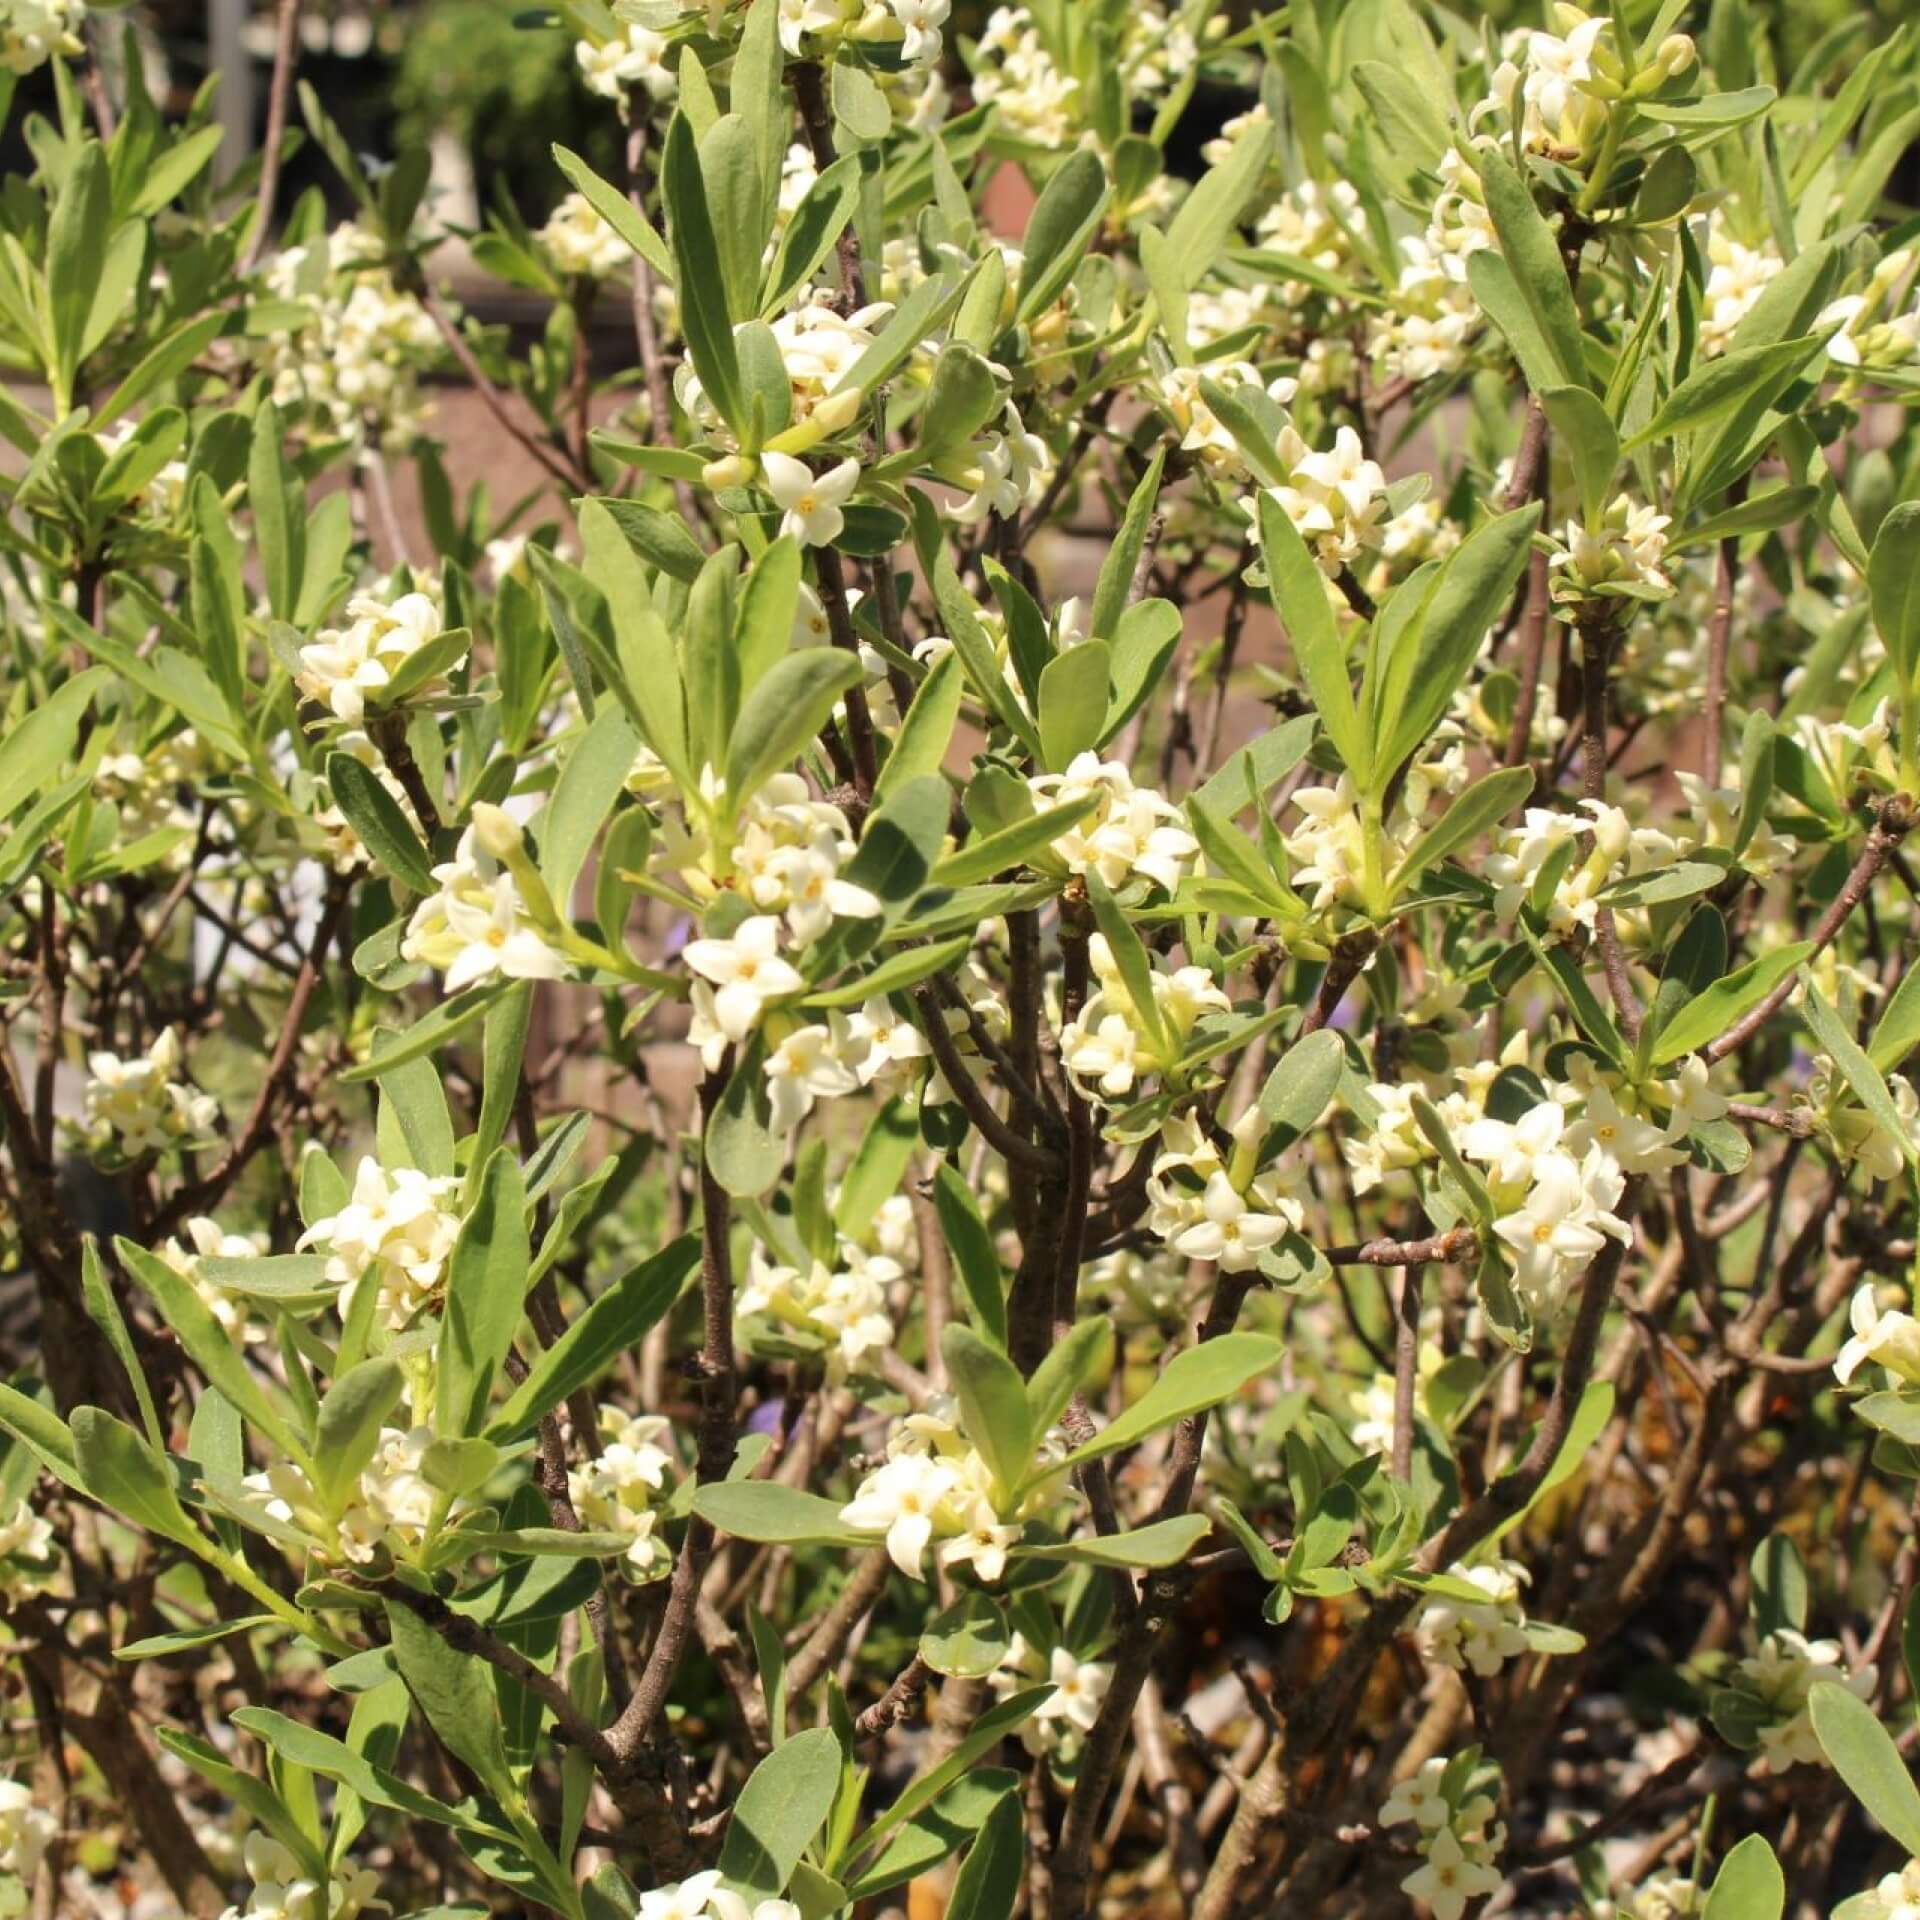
left=1835, top=1283, right=1920, bottom=1387
left=1461, top=1100, right=1567, bottom=1189
left=1035, top=1646, right=1111, bottom=1733
left=575, top=22, right=676, bottom=103
left=840, top=1452, right=963, bottom=1577
left=296, top=590, right=453, bottom=726
left=297, top=1155, right=464, bottom=1329
left=402, top=827, right=570, bottom=991
left=1402, top=1825, right=1502, bottom=1920
left=683, top=916, right=806, bottom=1043
left=844, top=995, right=930, bottom=1084
left=1416, top=1559, right=1533, bottom=1677
left=1027, top=752, right=1197, bottom=893
left=1728, top=1629, right=1877, bottom=1772
left=1489, top=1146, right=1630, bottom=1316
left=1379, top=1757, right=1452, bottom=1832
left=760, top=453, right=861, bottom=547
left=638, top=1868, right=730, bottom=1920
left=776, top=0, right=847, bottom=57
left=1169, top=1172, right=1293, bottom=1272
left=82, top=1026, right=218, bottom=1160
left=938, top=1515, right=1023, bottom=1583
left=0, top=0, right=84, bottom=75
left=536, top=191, right=630, bottom=279
left=0, top=1780, right=55, bottom=1882
left=764, top=1017, right=867, bottom=1132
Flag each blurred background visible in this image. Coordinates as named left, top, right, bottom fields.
left=20, top=0, right=1917, bottom=247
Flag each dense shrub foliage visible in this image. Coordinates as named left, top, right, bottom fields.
left=5, top=1, right=1920, bottom=1917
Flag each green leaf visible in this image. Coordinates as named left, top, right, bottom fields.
left=945, top=1788, right=1024, bottom=1920
left=117, top=1239, right=304, bottom=1461
left=842, top=1773, right=1018, bottom=1901
left=81, top=1238, right=163, bottom=1449
left=932, top=1163, right=1008, bottom=1350
left=541, top=704, right=639, bottom=904
left=1466, top=249, right=1572, bottom=401
left=437, top=1151, right=530, bottom=1439
left=487, top=1236, right=699, bottom=1441
left=918, top=342, right=1005, bottom=463
left=1056, top=1334, right=1282, bottom=1475
left=1811, top=1683, right=1920, bottom=1856
left=1379, top=503, right=1541, bottom=780
left=117, top=1614, right=281, bottom=1660
left=763, top=154, right=860, bottom=317
left=578, top=499, right=693, bottom=789
left=71, top=1407, right=199, bottom=1549
left=0, top=667, right=109, bottom=822
left=1702, top=1835, right=1783, bottom=1920
left=1026, top=1318, right=1110, bottom=1446
left=1540, top=386, right=1619, bottom=529
left=337, top=982, right=509, bottom=1083
left=1351, top=61, right=1451, bottom=183
left=929, top=549, right=1042, bottom=756
left=692, top=1480, right=875, bottom=1549
left=1644, top=941, right=1813, bottom=1065
left=662, top=110, right=744, bottom=433
left=1869, top=501, right=1920, bottom=691
left=1623, top=336, right=1824, bottom=452
left=931, top=797, right=1095, bottom=888
left=1392, top=766, right=1532, bottom=892
left=310, top=1359, right=405, bottom=1518
left=942, top=1324, right=1033, bottom=1501
left=1750, top=1532, right=1808, bottom=1639
left=920, top=1595, right=1009, bottom=1680
left=1804, top=978, right=1916, bottom=1170
left=708, top=1034, right=784, bottom=1196
left=1476, top=144, right=1587, bottom=392
left=1257, top=1028, right=1345, bottom=1138
left=47, top=142, right=110, bottom=405
left=327, top=754, right=435, bottom=894
left=1872, top=958, right=1920, bottom=1074
left=701, top=114, right=772, bottom=330
left=719, top=1728, right=843, bottom=1904
left=1037, top=641, right=1110, bottom=771
left=386, top=1601, right=516, bottom=1803
left=1016, top=148, right=1109, bottom=322
left=724, top=647, right=864, bottom=814
left=854, top=1687, right=1054, bottom=1852
left=1014, top=1514, right=1211, bottom=1568
left=874, top=652, right=961, bottom=805
left=1257, top=491, right=1364, bottom=780
left=805, top=934, right=973, bottom=1009
left=1089, top=451, right=1165, bottom=644
left=158, top=1725, right=330, bottom=1877
left=231, top=1708, right=484, bottom=1837
left=249, top=400, right=305, bottom=621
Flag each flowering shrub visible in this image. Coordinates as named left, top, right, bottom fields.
left=6, top=1, right=1920, bottom=1917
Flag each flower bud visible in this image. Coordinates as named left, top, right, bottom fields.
left=810, top=386, right=866, bottom=436
left=702, top=453, right=752, bottom=491
left=470, top=802, right=526, bottom=863
left=1656, top=34, right=1695, bottom=77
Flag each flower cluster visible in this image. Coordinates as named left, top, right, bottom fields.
left=216, top=1833, right=382, bottom=1920
left=1028, top=753, right=1197, bottom=896
left=840, top=1394, right=1061, bottom=1581
left=0, top=0, right=81, bottom=75
left=568, top=1409, right=678, bottom=1578
left=240, top=1423, right=451, bottom=1567
left=736, top=1235, right=901, bottom=1375
left=80, top=1026, right=218, bottom=1163
left=297, top=1155, right=465, bottom=1330
left=256, top=224, right=442, bottom=451
left=295, top=588, right=459, bottom=727
left=1720, top=1629, right=1877, bottom=1772
left=988, top=1634, right=1113, bottom=1768
left=401, top=814, right=571, bottom=993
left=1379, top=1752, right=1507, bottom=1920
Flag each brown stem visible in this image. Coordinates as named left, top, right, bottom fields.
left=1391, top=1262, right=1423, bottom=1481
left=239, top=0, right=301, bottom=273
left=150, top=874, right=354, bottom=1238
left=1705, top=794, right=1914, bottom=1061
left=1325, top=1227, right=1477, bottom=1267
left=1702, top=525, right=1738, bottom=789
left=813, top=546, right=879, bottom=795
